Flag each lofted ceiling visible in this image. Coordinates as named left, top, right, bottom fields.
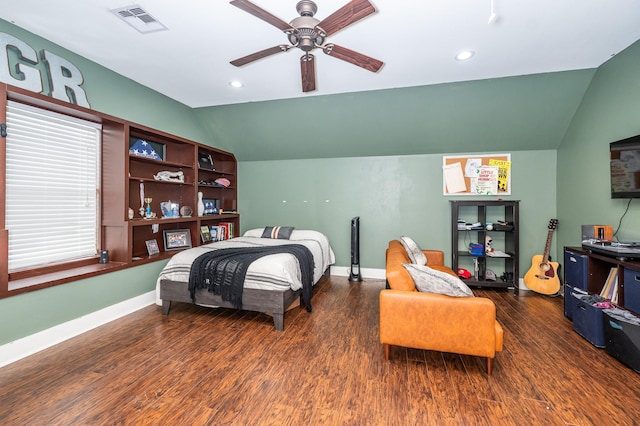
left=2, top=0, right=640, bottom=109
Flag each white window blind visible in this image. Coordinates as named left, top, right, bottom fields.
left=5, top=100, right=101, bottom=272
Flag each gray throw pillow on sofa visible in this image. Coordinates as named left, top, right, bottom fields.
left=403, top=263, right=474, bottom=297
left=399, top=236, right=428, bottom=266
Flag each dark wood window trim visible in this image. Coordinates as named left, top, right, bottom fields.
left=5, top=261, right=129, bottom=297
left=0, top=85, right=121, bottom=298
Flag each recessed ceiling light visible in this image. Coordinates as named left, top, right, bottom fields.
left=455, top=50, right=475, bottom=61
left=229, top=80, right=243, bottom=88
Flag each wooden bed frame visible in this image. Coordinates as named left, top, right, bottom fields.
left=159, top=268, right=330, bottom=331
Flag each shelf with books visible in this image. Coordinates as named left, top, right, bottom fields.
left=200, top=217, right=238, bottom=240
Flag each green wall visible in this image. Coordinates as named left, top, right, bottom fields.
left=557, top=39, right=640, bottom=250
left=239, top=150, right=557, bottom=270
left=0, top=20, right=213, bottom=345
left=194, top=70, right=593, bottom=161
left=0, top=262, right=166, bottom=343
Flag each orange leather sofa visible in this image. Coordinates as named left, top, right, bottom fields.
left=380, top=240, right=504, bottom=375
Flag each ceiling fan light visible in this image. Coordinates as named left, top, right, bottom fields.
left=229, top=80, right=243, bottom=88
left=455, top=50, right=475, bottom=61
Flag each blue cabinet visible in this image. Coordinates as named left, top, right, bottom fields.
left=623, top=268, right=640, bottom=313
left=564, top=249, right=589, bottom=320
left=564, top=249, right=589, bottom=291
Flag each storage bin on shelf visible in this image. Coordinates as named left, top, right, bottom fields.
left=564, top=249, right=588, bottom=291
left=564, top=284, right=588, bottom=321
left=572, top=293, right=607, bottom=348
left=602, top=308, right=640, bottom=373
left=623, top=268, right=640, bottom=314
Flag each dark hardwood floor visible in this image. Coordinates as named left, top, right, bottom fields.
left=0, top=276, right=639, bottom=425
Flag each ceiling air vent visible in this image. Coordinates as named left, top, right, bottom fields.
left=111, top=4, right=167, bottom=34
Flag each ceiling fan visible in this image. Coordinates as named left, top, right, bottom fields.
left=229, top=0, right=384, bottom=92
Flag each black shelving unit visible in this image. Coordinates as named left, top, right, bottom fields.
left=450, top=200, right=520, bottom=295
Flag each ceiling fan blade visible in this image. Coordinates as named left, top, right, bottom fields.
left=315, top=0, right=376, bottom=36
left=300, top=54, right=316, bottom=92
left=230, top=0, right=295, bottom=32
left=230, top=45, right=290, bottom=67
left=323, top=44, right=383, bottom=73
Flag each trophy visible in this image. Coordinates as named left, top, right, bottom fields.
left=144, top=197, right=153, bottom=218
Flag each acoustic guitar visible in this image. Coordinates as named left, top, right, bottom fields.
left=524, top=219, right=560, bottom=295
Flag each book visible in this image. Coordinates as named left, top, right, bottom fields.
left=218, top=223, right=227, bottom=241
left=599, top=272, right=611, bottom=298
left=218, top=221, right=234, bottom=239
left=600, top=267, right=617, bottom=299
left=200, top=225, right=211, bottom=243
left=210, top=226, right=218, bottom=242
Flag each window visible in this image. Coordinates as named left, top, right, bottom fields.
left=5, top=101, right=101, bottom=274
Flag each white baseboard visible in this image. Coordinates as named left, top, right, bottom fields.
left=330, top=265, right=386, bottom=280
left=518, top=278, right=530, bottom=290
left=0, top=290, right=156, bottom=369
left=330, top=266, right=525, bottom=291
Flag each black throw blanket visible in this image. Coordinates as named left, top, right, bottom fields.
left=188, top=244, right=315, bottom=311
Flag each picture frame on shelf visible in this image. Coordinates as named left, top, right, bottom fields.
left=163, top=229, right=192, bottom=251
left=145, top=239, right=160, bottom=256
left=160, top=201, right=180, bottom=218
left=129, top=137, right=166, bottom=161
left=198, top=152, right=215, bottom=170
left=203, top=199, right=220, bottom=215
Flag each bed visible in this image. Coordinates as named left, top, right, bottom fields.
left=156, top=228, right=335, bottom=331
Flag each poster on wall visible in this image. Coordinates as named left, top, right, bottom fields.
left=442, top=154, right=511, bottom=196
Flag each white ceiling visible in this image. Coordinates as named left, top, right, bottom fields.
left=2, top=0, right=640, bottom=108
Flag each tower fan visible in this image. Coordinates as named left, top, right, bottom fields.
left=349, top=216, right=362, bottom=282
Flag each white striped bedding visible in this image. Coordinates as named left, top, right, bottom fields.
left=155, top=229, right=335, bottom=303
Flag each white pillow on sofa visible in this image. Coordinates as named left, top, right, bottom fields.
left=403, top=263, right=474, bottom=297
left=399, top=236, right=427, bottom=266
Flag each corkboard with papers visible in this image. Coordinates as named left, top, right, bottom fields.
left=442, top=154, right=511, bottom=196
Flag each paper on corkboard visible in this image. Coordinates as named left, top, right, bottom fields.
left=443, top=154, right=511, bottom=195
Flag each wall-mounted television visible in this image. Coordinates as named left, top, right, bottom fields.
left=610, top=135, right=640, bottom=198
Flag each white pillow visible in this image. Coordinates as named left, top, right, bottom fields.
left=403, top=263, right=474, bottom=297
left=399, top=236, right=427, bottom=266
